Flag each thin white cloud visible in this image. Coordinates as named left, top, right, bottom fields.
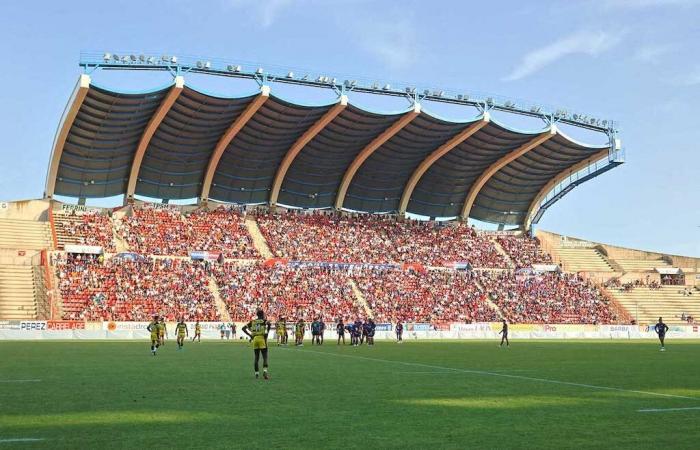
left=601, top=0, right=699, bottom=9
left=222, top=0, right=295, bottom=28
left=673, top=65, right=700, bottom=85
left=503, top=30, right=624, bottom=82
left=355, top=15, right=420, bottom=70
left=632, top=43, right=676, bottom=64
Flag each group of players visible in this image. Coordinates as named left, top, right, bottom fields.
left=147, top=312, right=673, bottom=380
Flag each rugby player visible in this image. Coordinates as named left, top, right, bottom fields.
left=175, top=318, right=188, bottom=350
left=336, top=319, right=345, bottom=345
left=158, top=317, right=167, bottom=347
left=242, top=308, right=271, bottom=380
left=654, top=317, right=669, bottom=351
left=311, top=318, right=322, bottom=345
left=499, top=319, right=509, bottom=347
left=276, top=317, right=287, bottom=346
left=147, top=315, right=161, bottom=356
left=395, top=321, right=403, bottom=343
left=192, top=320, right=202, bottom=342
left=367, top=318, right=376, bottom=346
left=295, top=318, right=305, bottom=346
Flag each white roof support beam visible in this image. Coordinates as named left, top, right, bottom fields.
left=460, top=126, right=557, bottom=221
left=269, top=95, right=348, bottom=207
left=398, top=113, right=490, bottom=215
left=124, top=76, right=184, bottom=203
left=44, top=74, right=91, bottom=199
left=334, top=104, right=421, bottom=210
left=199, top=85, right=270, bottom=205
left=523, top=148, right=610, bottom=230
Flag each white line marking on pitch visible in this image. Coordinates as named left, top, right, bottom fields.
left=0, top=380, right=41, bottom=383
left=291, top=348, right=699, bottom=401
left=638, top=407, right=700, bottom=413
left=0, top=438, right=45, bottom=443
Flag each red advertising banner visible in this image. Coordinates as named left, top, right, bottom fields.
left=47, top=320, right=86, bottom=330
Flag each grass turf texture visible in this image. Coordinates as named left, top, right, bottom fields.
left=1, top=340, right=699, bottom=449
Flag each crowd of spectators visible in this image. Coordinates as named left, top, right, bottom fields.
left=55, top=253, right=219, bottom=321
left=480, top=271, right=615, bottom=324
left=54, top=211, right=116, bottom=252
left=255, top=211, right=507, bottom=267
left=496, top=235, right=552, bottom=269
left=116, top=206, right=257, bottom=258
left=353, top=269, right=498, bottom=323
left=212, top=264, right=363, bottom=322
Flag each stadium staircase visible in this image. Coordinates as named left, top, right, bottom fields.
left=207, top=275, right=232, bottom=322
left=0, top=218, right=52, bottom=250
left=0, top=264, right=38, bottom=319
left=111, top=210, right=130, bottom=252
left=556, top=247, right=614, bottom=272
left=348, top=279, right=374, bottom=319
left=474, top=279, right=504, bottom=320
left=245, top=217, right=273, bottom=258
left=608, top=286, right=700, bottom=325
left=490, top=238, right=515, bottom=269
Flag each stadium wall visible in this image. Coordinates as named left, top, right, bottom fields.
left=0, top=199, right=49, bottom=221
left=1, top=322, right=699, bottom=340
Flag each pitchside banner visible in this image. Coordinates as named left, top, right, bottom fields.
left=20, top=321, right=47, bottom=331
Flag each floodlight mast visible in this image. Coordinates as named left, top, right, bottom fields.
left=80, top=51, right=617, bottom=135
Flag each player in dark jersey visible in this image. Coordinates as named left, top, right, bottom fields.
left=499, top=319, right=509, bottom=347
left=654, top=317, right=669, bottom=351
left=354, top=319, right=363, bottom=346
left=367, top=319, right=376, bottom=346
left=311, top=318, right=322, bottom=345
left=395, top=322, right=403, bottom=343
left=242, top=308, right=271, bottom=380
left=336, top=319, right=345, bottom=345
left=319, top=319, right=326, bottom=344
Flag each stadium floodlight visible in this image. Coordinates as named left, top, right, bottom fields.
left=602, top=120, right=608, bottom=126
left=130, top=54, right=137, bottom=62
left=383, top=84, right=391, bottom=90
left=103, top=53, right=112, bottom=61
left=161, top=55, right=169, bottom=62
left=227, top=65, right=234, bottom=72
left=317, top=76, right=324, bottom=82
left=530, top=106, right=541, bottom=113
left=486, top=97, right=494, bottom=105
left=463, top=94, right=469, bottom=101
left=256, top=67, right=264, bottom=74
left=171, top=56, right=177, bottom=63
left=331, top=78, right=337, bottom=84
left=423, top=89, right=430, bottom=96
left=301, top=74, right=309, bottom=80
left=457, top=94, right=463, bottom=100
left=234, top=65, right=242, bottom=72
left=139, top=54, right=146, bottom=62
left=287, top=71, right=294, bottom=78
left=147, top=56, right=156, bottom=64
left=573, top=114, right=579, bottom=120
left=121, top=56, right=129, bottom=63
left=372, top=83, right=379, bottom=89
left=204, top=61, right=211, bottom=69
left=197, top=61, right=203, bottom=68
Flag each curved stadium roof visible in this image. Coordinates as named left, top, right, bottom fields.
left=45, top=55, right=624, bottom=228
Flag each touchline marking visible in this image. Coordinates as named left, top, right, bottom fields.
left=0, top=438, right=45, bottom=443
left=638, top=407, right=700, bottom=413
left=0, top=380, right=41, bottom=383
left=290, top=348, right=699, bottom=401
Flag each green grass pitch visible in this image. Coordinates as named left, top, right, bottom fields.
left=1, top=339, right=699, bottom=449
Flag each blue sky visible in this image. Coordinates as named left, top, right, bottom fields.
left=0, top=0, right=698, bottom=256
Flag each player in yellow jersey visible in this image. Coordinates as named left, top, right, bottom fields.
left=295, top=318, right=305, bottom=346
left=147, top=315, right=161, bottom=356
left=158, top=318, right=167, bottom=346
left=192, top=320, right=202, bottom=343
left=276, top=317, right=287, bottom=346
left=175, top=319, right=188, bottom=350
left=242, top=308, right=271, bottom=380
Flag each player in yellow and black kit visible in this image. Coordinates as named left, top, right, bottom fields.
left=192, top=321, right=201, bottom=343
left=242, top=308, right=271, bottom=380
left=295, top=319, right=305, bottom=346
left=276, top=317, right=287, bottom=346
left=158, top=318, right=167, bottom=346
left=147, top=315, right=161, bottom=356
left=175, top=319, right=188, bottom=350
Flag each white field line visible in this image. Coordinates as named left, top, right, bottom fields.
left=638, top=407, right=700, bottom=413
left=0, top=380, right=41, bottom=383
left=0, top=438, right=45, bottom=443
left=290, top=348, right=699, bottom=401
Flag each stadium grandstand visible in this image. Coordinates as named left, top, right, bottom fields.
left=0, top=52, right=698, bottom=335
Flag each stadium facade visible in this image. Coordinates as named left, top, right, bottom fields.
left=45, top=52, right=624, bottom=228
